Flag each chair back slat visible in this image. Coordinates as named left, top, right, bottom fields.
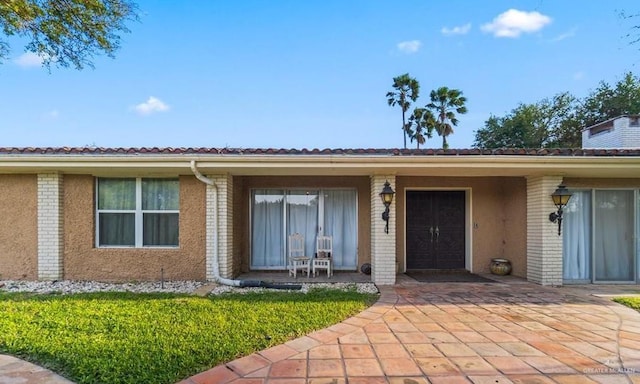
left=288, top=233, right=306, bottom=258
left=316, top=235, right=333, bottom=258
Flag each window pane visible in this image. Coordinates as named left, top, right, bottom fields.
left=142, top=179, right=179, bottom=210
left=143, top=213, right=179, bottom=246
left=562, top=191, right=591, bottom=280
left=251, top=190, right=284, bottom=268
left=98, top=179, right=135, bottom=210
left=594, top=190, right=634, bottom=281
left=287, top=190, right=318, bottom=257
left=99, top=213, right=135, bottom=246
left=324, top=190, right=358, bottom=269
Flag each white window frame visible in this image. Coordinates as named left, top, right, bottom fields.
left=95, top=177, right=180, bottom=248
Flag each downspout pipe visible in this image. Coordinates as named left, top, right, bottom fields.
left=189, top=161, right=301, bottom=290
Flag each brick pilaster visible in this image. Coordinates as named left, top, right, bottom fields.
left=371, top=175, right=396, bottom=285
left=37, top=173, right=64, bottom=280
left=205, top=174, right=234, bottom=280
left=526, top=175, right=564, bottom=286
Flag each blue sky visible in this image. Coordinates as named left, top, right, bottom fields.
left=1, top=0, right=638, bottom=149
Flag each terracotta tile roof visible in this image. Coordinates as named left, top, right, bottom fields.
left=0, top=147, right=639, bottom=156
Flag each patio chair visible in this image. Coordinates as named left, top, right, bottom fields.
left=313, top=235, right=333, bottom=277
left=288, top=233, right=310, bottom=278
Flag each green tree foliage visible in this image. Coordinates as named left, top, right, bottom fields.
left=405, top=107, right=435, bottom=149
left=0, top=0, right=138, bottom=70
left=426, top=87, right=468, bottom=150
left=387, top=73, right=420, bottom=149
left=474, top=93, right=577, bottom=148
left=473, top=72, right=640, bottom=149
left=579, top=72, right=640, bottom=128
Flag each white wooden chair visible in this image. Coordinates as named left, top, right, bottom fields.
left=288, top=233, right=310, bottom=278
left=313, top=235, right=333, bottom=277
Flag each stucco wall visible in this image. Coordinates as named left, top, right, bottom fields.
left=234, top=176, right=371, bottom=273
left=502, top=177, right=527, bottom=277
left=63, top=175, right=206, bottom=281
left=395, top=176, right=527, bottom=278
left=0, top=174, right=38, bottom=279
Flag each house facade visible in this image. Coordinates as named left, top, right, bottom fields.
left=1, top=146, right=640, bottom=286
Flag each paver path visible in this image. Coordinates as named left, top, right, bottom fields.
left=0, top=354, right=73, bottom=384
left=180, top=279, right=640, bottom=383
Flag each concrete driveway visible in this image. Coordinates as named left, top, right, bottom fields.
left=181, top=276, right=640, bottom=384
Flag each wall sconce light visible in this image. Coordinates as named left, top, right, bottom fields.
left=549, top=184, right=572, bottom=236
left=379, top=180, right=395, bottom=234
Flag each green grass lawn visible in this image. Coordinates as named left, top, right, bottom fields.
left=0, top=288, right=377, bottom=384
left=614, top=296, right=640, bottom=311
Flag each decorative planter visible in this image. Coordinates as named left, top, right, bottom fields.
left=490, top=258, right=512, bottom=276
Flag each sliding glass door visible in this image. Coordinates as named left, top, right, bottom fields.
left=251, top=189, right=357, bottom=270
left=323, top=190, right=358, bottom=269
left=564, top=189, right=637, bottom=283
left=562, top=191, right=591, bottom=281
left=594, top=190, right=635, bottom=282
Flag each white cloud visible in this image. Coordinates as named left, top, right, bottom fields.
left=573, top=71, right=585, bottom=80
left=396, top=40, right=422, bottom=54
left=441, top=23, right=472, bottom=36
left=133, top=97, right=170, bottom=115
left=551, top=28, right=577, bottom=42
left=13, top=52, right=44, bottom=68
left=481, top=9, right=551, bottom=38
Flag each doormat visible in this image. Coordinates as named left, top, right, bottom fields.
left=405, top=271, right=496, bottom=283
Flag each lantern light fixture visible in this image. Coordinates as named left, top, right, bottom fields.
left=549, top=184, right=572, bottom=236
left=379, top=180, right=395, bottom=234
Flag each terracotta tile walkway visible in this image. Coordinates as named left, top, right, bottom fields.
left=179, top=278, right=640, bottom=384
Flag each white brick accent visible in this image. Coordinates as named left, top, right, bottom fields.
left=37, top=173, right=64, bottom=280
left=205, top=174, right=234, bottom=280
left=370, top=175, right=396, bottom=285
left=526, top=175, right=564, bottom=286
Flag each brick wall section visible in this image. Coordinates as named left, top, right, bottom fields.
left=205, top=174, right=234, bottom=280
left=37, top=173, right=64, bottom=280
left=526, top=175, right=564, bottom=285
left=370, top=175, right=396, bottom=285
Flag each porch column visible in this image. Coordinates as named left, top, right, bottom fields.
left=370, top=175, right=396, bottom=285
left=205, top=174, right=234, bottom=280
left=526, top=175, right=564, bottom=286
left=37, top=173, right=64, bottom=280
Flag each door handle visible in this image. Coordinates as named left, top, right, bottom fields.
left=435, top=226, right=439, bottom=243
left=429, top=226, right=434, bottom=243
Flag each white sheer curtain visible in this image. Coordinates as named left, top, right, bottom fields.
left=287, top=191, right=318, bottom=257
left=251, top=190, right=284, bottom=268
left=594, top=190, right=634, bottom=281
left=563, top=191, right=591, bottom=281
left=142, top=179, right=179, bottom=246
left=251, top=188, right=358, bottom=270
left=98, top=178, right=136, bottom=246
left=323, top=190, right=357, bottom=269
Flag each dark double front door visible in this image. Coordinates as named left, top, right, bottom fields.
left=406, top=191, right=466, bottom=270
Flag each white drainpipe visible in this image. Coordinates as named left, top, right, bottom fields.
left=190, top=160, right=241, bottom=287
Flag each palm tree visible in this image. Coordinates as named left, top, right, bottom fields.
left=387, top=74, right=420, bottom=148
left=406, top=107, right=436, bottom=149
left=426, top=87, right=468, bottom=149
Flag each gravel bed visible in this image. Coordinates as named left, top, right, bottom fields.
left=0, top=280, right=379, bottom=295
left=0, top=280, right=205, bottom=294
